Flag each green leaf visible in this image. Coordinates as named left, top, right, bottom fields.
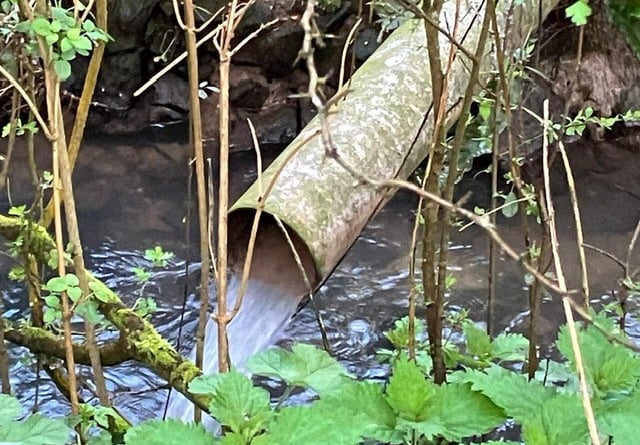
left=491, top=332, right=529, bottom=361
left=418, top=382, right=505, bottom=441
left=72, top=35, right=92, bottom=51
left=598, top=389, right=640, bottom=445
left=60, top=36, right=73, bottom=53
left=66, top=27, right=81, bottom=40
left=0, top=394, right=22, bottom=427
left=89, top=281, right=112, bottom=303
left=323, top=380, right=402, bottom=443
left=247, top=344, right=349, bottom=395
left=254, top=403, right=362, bottom=445
left=61, top=49, right=76, bottom=61
left=219, top=432, right=246, bottom=445
left=565, top=0, right=592, bottom=26
left=87, top=430, right=113, bottom=445
left=124, top=419, right=216, bottom=445
left=51, top=7, right=75, bottom=27
left=67, top=285, right=82, bottom=302
left=82, top=20, right=96, bottom=32
left=501, top=191, right=518, bottom=218
left=384, top=316, right=425, bottom=350
left=77, top=301, right=103, bottom=324
left=64, top=274, right=79, bottom=286
left=190, top=370, right=271, bottom=439
left=31, top=17, right=51, bottom=36
left=463, top=321, right=492, bottom=358
left=49, top=19, right=62, bottom=33
left=46, top=276, right=68, bottom=293
left=44, top=295, right=60, bottom=308
left=557, top=324, right=640, bottom=395
left=0, top=413, right=72, bottom=445
left=53, top=59, right=71, bottom=81
left=43, top=309, right=60, bottom=323
left=521, top=393, right=588, bottom=445
left=45, top=32, right=58, bottom=45
left=457, top=365, right=556, bottom=422
left=386, top=358, right=435, bottom=421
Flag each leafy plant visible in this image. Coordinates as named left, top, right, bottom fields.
left=43, top=273, right=107, bottom=325
left=0, top=394, right=71, bottom=444
left=14, top=6, right=110, bottom=80
left=144, top=245, right=174, bottom=268
left=2, top=118, right=39, bottom=137
left=565, top=0, right=592, bottom=26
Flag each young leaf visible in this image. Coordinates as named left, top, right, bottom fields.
left=247, top=343, right=349, bottom=395
left=124, top=419, right=216, bottom=445
left=191, top=370, right=272, bottom=439
left=491, top=332, right=529, bottom=361
left=0, top=413, right=72, bottom=445
left=463, top=321, right=492, bottom=358
left=386, top=358, right=435, bottom=421
left=384, top=316, right=426, bottom=349
left=66, top=27, right=81, bottom=40
left=565, top=0, right=592, bottom=26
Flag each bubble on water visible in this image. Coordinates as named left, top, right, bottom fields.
left=347, top=319, right=373, bottom=347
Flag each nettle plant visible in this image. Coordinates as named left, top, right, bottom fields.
left=1, top=311, right=640, bottom=444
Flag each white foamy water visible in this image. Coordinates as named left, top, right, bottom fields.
left=165, top=275, right=302, bottom=427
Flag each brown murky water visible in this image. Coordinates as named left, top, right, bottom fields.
left=1, top=129, right=640, bottom=421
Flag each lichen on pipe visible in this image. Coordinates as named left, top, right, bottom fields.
left=229, top=0, right=560, bottom=282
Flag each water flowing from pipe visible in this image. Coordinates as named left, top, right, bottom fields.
left=165, top=275, right=304, bottom=426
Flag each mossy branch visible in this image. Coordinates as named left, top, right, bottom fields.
left=0, top=214, right=212, bottom=412
left=2, top=319, right=129, bottom=366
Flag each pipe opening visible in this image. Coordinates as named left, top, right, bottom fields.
left=228, top=209, right=320, bottom=301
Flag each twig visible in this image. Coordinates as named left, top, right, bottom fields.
left=48, top=76, right=80, bottom=415
left=273, top=215, right=331, bottom=352
left=180, top=0, right=210, bottom=421
left=582, top=243, right=626, bottom=274
left=625, top=219, right=640, bottom=278
left=0, top=64, right=53, bottom=140
left=133, top=25, right=223, bottom=97
left=0, top=299, right=9, bottom=394
left=542, top=100, right=600, bottom=445
left=557, top=140, right=589, bottom=306
left=338, top=17, right=362, bottom=90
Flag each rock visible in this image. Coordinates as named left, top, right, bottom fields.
left=232, top=21, right=304, bottom=77
left=148, top=72, right=190, bottom=123
left=229, top=67, right=270, bottom=110
left=107, top=0, right=163, bottom=52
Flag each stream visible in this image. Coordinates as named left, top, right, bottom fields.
left=2, top=128, right=640, bottom=422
